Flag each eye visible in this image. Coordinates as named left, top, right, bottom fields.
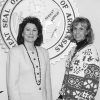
left=73, top=27, right=77, bottom=31
left=33, top=29, right=37, bottom=32
left=80, top=28, right=84, bottom=30
left=26, top=28, right=30, bottom=31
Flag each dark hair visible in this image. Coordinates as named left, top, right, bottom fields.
left=17, top=16, right=43, bottom=46
left=70, top=17, right=94, bottom=44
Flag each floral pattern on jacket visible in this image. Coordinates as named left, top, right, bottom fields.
left=59, top=44, right=100, bottom=100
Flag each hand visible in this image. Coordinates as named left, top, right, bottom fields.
left=56, top=99, right=63, bottom=100
left=78, top=97, right=87, bottom=100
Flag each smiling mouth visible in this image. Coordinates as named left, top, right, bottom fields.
left=28, top=36, right=34, bottom=38
left=75, top=35, right=81, bottom=39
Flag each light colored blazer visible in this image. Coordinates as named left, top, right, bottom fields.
left=6, top=44, right=51, bottom=100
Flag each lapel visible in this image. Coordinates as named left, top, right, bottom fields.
left=20, top=44, right=33, bottom=67
left=36, top=46, right=45, bottom=67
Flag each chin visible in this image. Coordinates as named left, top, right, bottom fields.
left=26, top=40, right=34, bottom=43
left=76, top=39, right=81, bottom=43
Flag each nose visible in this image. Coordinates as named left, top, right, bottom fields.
left=30, top=30, right=33, bottom=35
left=73, top=29, right=79, bottom=38
left=76, top=29, right=80, bottom=33
left=75, top=29, right=80, bottom=35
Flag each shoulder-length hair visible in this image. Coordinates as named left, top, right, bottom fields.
left=17, top=16, right=43, bottom=46
left=70, top=17, right=94, bottom=44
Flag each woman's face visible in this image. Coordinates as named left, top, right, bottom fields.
left=72, top=22, right=87, bottom=43
left=22, top=23, right=38, bottom=43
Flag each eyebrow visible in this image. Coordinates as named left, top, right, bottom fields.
left=25, top=27, right=37, bottom=29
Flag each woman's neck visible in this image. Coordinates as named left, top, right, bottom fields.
left=76, top=39, right=88, bottom=51
left=24, top=42, right=35, bottom=51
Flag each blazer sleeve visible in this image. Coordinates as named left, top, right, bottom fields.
left=6, top=48, right=21, bottom=100
left=43, top=49, right=52, bottom=100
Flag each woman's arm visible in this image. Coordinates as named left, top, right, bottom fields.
left=6, top=48, right=20, bottom=100
left=45, top=50, right=52, bottom=100
left=79, top=45, right=100, bottom=100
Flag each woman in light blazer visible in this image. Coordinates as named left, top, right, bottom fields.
left=6, top=16, right=52, bottom=100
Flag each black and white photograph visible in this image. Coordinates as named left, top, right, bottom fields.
left=0, top=0, right=100, bottom=100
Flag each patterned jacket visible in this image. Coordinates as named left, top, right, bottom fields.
left=59, top=43, right=100, bottom=100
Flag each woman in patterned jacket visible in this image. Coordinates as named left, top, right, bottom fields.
left=57, top=17, right=100, bottom=100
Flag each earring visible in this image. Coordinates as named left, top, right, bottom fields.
left=22, top=33, right=24, bottom=37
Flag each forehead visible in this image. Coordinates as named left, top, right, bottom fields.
left=25, top=23, right=37, bottom=28
left=73, top=22, right=87, bottom=28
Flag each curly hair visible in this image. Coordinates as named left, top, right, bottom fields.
left=17, top=16, right=43, bottom=46
left=70, top=17, right=94, bottom=44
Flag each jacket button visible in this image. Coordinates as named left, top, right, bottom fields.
left=39, top=87, right=41, bottom=90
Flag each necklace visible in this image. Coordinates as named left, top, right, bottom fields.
left=23, top=44, right=41, bottom=86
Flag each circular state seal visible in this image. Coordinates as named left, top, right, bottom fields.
left=0, top=0, right=78, bottom=64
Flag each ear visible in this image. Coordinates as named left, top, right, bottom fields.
left=37, top=33, right=39, bottom=37
left=22, top=32, right=24, bottom=37
left=85, top=29, right=90, bottom=36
